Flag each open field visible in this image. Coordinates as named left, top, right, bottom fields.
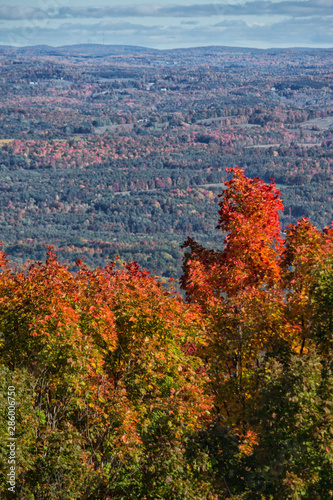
left=300, top=116, right=333, bottom=130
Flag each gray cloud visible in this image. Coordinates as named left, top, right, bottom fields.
left=0, top=0, right=332, bottom=49
left=59, top=20, right=158, bottom=32
left=0, top=1, right=333, bottom=20
left=1, top=15, right=332, bottom=48
left=0, top=5, right=44, bottom=20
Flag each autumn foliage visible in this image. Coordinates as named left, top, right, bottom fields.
left=0, top=249, right=213, bottom=499
left=1, top=167, right=333, bottom=498
left=181, top=167, right=333, bottom=437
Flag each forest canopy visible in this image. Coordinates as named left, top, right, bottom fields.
left=1, top=46, right=333, bottom=277
left=1, top=169, right=333, bottom=499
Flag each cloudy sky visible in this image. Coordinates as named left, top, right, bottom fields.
left=0, top=0, right=332, bottom=49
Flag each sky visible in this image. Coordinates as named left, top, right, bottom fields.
left=0, top=0, right=332, bottom=50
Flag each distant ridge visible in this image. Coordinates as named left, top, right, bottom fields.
left=0, top=43, right=332, bottom=58
left=0, top=44, right=161, bottom=57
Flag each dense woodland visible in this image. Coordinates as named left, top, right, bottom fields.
left=1, top=167, right=333, bottom=498
left=0, top=45, right=332, bottom=277
left=1, top=45, right=333, bottom=498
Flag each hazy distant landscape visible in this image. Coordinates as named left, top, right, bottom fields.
left=0, top=44, right=332, bottom=277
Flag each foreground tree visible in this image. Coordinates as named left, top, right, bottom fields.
left=0, top=250, right=213, bottom=499
left=245, top=346, right=333, bottom=499
left=181, top=167, right=333, bottom=497
left=181, top=167, right=286, bottom=429
left=281, top=218, right=333, bottom=353
left=181, top=168, right=333, bottom=429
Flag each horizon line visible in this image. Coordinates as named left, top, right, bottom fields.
left=1, top=43, right=333, bottom=51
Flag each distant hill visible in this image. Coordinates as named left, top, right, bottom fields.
left=0, top=44, right=332, bottom=59
left=0, top=44, right=161, bottom=58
